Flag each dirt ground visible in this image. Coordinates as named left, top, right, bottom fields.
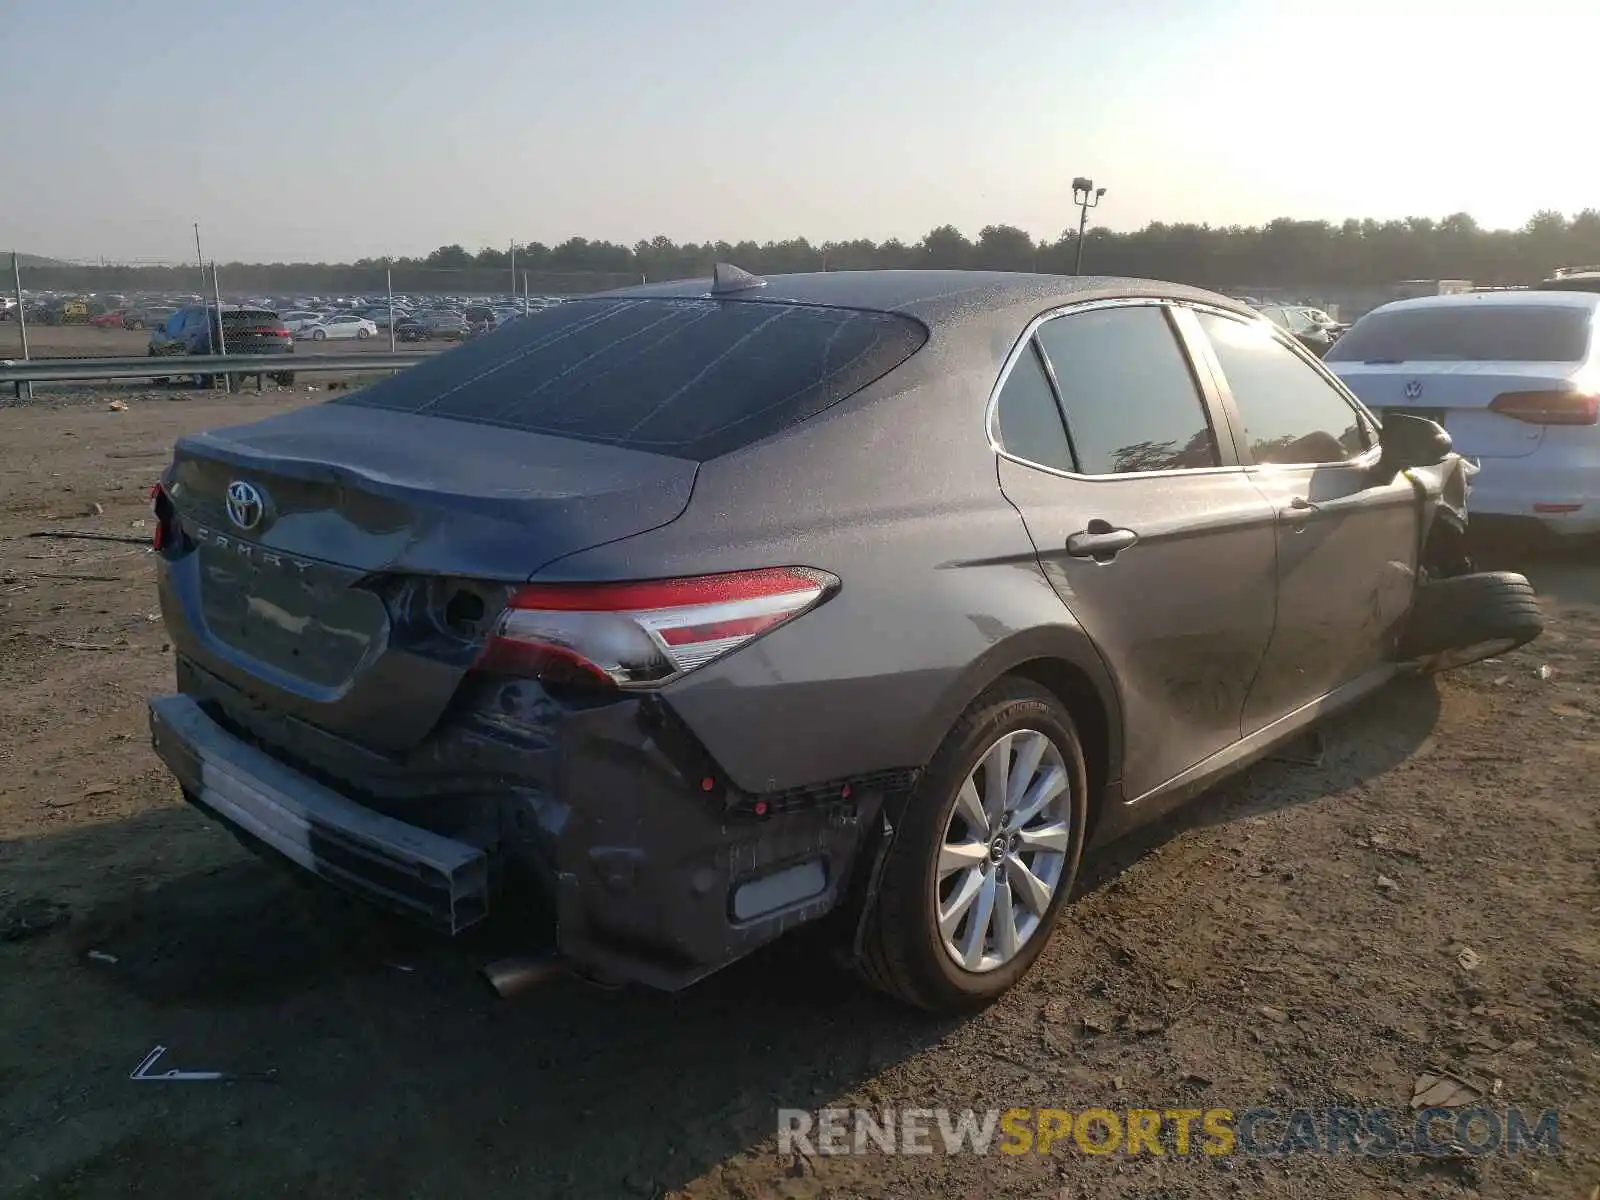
left=4, top=323, right=420, bottom=360
left=1, top=389, right=1597, bottom=1200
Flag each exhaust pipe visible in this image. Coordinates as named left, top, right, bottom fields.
left=482, top=955, right=567, bottom=1000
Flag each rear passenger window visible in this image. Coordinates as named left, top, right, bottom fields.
left=994, top=343, right=1074, bottom=472
left=1034, top=306, right=1219, bottom=475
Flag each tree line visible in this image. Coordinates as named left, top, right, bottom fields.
left=19, top=210, right=1600, bottom=297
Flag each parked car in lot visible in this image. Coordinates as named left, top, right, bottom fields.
left=1301, top=306, right=1348, bottom=335
left=124, top=304, right=177, bottom=331
left=392, top=311, right=464, bottom=342
left=361, top=307, right=405, bottom=330
left=278, top=311, right=326, bottom=334
left=147, top=304, right=295, bottom=386
left=32, top=296, right=94, bottom=325
left=299, top=313, right=378, bottom=341
left=1256, top=303, right=1337, bottom=356
left=1327, top=290, right=1600, bottom=538
left=146, top=269, right=1539, bottom=1013
left=89, top=309, right=130, bottom=328
left=1535, top=266, right=1600, bottom=294
left=393, top=314, right=429, bottom=343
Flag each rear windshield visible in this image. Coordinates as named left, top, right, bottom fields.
left=1326, top=305, right=1593, bottom=364
left=336, top=297, right=929, bottom=459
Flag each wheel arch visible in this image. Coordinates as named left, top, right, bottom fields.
left=916, top=625, right=1123, bottom=838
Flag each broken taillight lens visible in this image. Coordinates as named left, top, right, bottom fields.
left=477, top=567, right=837, bottom=690
left=1487, top=390, right=1600, bottom=425
left=150, top=483, right=175, bottom=551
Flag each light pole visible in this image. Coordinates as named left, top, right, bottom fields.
left=1071, top=177, right=1107, bottom=275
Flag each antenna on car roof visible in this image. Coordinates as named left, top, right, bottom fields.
left=710, top=262, right=767, bottom=295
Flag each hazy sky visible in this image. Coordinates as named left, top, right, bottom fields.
left=3, top=0, right=1595, bottom=263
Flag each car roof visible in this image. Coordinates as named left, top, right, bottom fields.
left=1369, top=291, right=1600, bottom=314
left=598, top=269, right=1252, bottom=330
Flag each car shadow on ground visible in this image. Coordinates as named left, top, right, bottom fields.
left=4, top=672, right=1446, bottom=1198
left=7, top=803, right=958, bottom=1198
left=1074, top=672, right=1443, bottom=898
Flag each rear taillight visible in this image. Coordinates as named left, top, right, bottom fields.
left=150, top=483, right=174, bottom=551
left=478, top=567, right=837, bottom=690
left=1488, top=390, right=1600, bottom=425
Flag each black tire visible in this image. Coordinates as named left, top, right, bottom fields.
left=270, top=372, right=295, bottom=386
left=129, top=319, right=145, bottom=330
left=1397, top=571, right=1543, bottom=671
left=856, top=678, right=1089, bottom=1013
left=312, top=329, right=327, bottom=342
left=194, top=373, right=216, bottom=389
left=357, top=327, right=371, bottom=339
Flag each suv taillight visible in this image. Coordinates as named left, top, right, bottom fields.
left=477, top=567, right=837, bottom=690
left=1488, top=390, right=1600, bottom=426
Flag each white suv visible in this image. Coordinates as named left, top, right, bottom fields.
left=1326, top=291, right=1600, bottom=537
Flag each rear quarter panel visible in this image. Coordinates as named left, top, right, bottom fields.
left=531, top=322, right=1123, bottom=796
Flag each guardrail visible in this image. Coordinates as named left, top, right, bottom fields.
left=2, top=350, right=436, bottom=393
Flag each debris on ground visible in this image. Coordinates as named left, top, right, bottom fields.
left=86, top=950, right=119, bottom=964
left=1457, top=946, right=1482, bottom=971
left=1410, top=1071, right=1485, bottom=1109
left=129, top=1044, right=278, bottom=1083
left=1376, top=874, right=1400, bottom=896
left=106, top=399, right=127, bottom=412
left=0, top=897, right=71, bottom=942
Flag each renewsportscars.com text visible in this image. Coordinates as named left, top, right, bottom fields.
left=778, top=1106, right=1561, bottom=1158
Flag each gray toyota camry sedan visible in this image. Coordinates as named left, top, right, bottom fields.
left=146, top=268, right=1539, bottom=1012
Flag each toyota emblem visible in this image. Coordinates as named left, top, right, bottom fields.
left=225, top=480, right=266, bottom=531
left=1403, top=379, right=1424, bottom=400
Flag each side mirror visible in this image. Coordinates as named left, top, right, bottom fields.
left=1374, top=412, right=1451, bottom=479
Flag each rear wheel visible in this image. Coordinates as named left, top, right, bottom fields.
left=270, top=371, right=295, bottom=386
left=312, top=329, right=327, bottom=342
left=857, top=679, right=1088, bottom=1013
left=357, top=327, right=371, bottom=339
left=1398, top=571, right=1543, bottom=673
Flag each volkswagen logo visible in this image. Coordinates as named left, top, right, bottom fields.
left=225, top=480, right=267, bottom=532
left=1403, top=379, right=1424, bottom=400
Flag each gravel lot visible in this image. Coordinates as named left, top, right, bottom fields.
left=2, top=390, right=1597, bottom=1199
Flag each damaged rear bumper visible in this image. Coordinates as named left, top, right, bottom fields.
left=149, top=694, right=490, bottom=933
left=148, top=670, right=912, bottom=991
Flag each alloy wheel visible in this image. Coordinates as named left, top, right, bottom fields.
left=934, top=729, right=1073, bottom=973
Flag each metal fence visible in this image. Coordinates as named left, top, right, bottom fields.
left=6, top=258, right=640, bottom=302
left=2, top=351, right=431, bottom=390
left=2, top=252, right=646, bottom=397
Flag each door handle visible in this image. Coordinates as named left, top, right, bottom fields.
left=1285, top=496, right=1323, bottom=527
left=1066, top=521, right=1138, bottom=562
